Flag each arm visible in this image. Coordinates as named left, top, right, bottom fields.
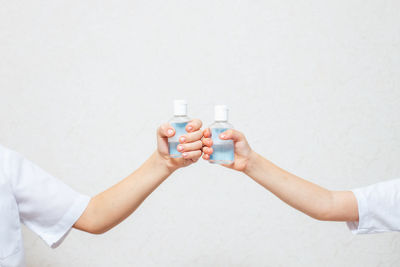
left=202, top=128, right=358, bottom=222
left=74, top=119, right=203, bottom=234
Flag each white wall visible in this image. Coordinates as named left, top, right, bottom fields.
left=1, top=0, right=400, bottom=266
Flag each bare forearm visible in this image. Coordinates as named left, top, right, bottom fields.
left=244, top=152, right=358, bottom=221
left=74, top=151, right=172, bottom=234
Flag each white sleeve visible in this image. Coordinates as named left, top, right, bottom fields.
left=4, top=147, right=91, bottom=248
left=347, top=178, right=400, bottom=234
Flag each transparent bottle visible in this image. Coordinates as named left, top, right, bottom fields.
left=209, top=105, right=234, bottom=164
left=168, top=100, right=190, bottom=158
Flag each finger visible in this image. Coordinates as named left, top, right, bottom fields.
left=201, top=137, right=213, bottom=147
left=202, top=146, right=213, bottom=155
left=186, top=119, right=203, bottom=132
left=219, top=129, right=243, bottom=142
left=203, top=128, right=211, bottom=138
left=202, top=153, right=210, bottom=160
left=177, top=140, right=202, bottom=152
left=179, top=129, right=203, bottom=143
left=221, top=163, right=234, bottom=168
left=157, top=123, right=175, bottom=138
left=182, top=150, right=202, bottom=160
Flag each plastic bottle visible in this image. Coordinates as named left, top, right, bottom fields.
left=209, top=105, right=234, bottom=164
left=168, top=100, right=190, bottom=158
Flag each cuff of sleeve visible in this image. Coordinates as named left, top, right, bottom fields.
left=346, top=189, right=370, bottom=234
left=41, top=194, right=91, bottom=248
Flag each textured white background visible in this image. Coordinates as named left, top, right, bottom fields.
left=1, top=0, right=400, bottom=266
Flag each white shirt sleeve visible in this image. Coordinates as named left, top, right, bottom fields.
left=347, top=178, right=400, bottom=234
left=3, top=147, right=91, bottom=248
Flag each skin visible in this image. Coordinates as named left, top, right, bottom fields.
left=73, top=119, right=203, bottom=234
left=202, top=128, right=359, bottom=222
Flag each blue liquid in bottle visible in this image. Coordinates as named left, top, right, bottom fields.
left=209, top=128, right=234, bottom=164
left=168, top=100, right=190, bottom=158
left=168, top=122, right=188, bottom=158
left=209, top=105, right=234, bottom=164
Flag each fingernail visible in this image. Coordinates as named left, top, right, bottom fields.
left=180, top=136, right=186, bottom=143
left=182, top=152, right=188, bottom=157
left=187, top=125, right=193, bottom=131
left=167, top=129, right=174, bottom=136
left=177, top=145, right=184, bottom=151
left=220, top=134, right=226, bottom=139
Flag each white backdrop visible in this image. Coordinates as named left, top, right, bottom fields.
left=1, top=1, right=400, bottom=266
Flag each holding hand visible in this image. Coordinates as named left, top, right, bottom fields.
left=202, top=128, right=255, bottom=172
left=157, top=119, right=204, bottom=172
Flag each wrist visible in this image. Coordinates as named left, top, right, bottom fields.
left=243, top=151, right=277, bottom=180
left=243, top=150, right=260, bottom=175
left=153, top=151, right=178, bottom=175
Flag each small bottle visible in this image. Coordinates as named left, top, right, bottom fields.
left=168, top=100, right=191, bottom=158
left=209, top=105, right=234, bottom=164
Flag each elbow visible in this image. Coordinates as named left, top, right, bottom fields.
left=309, top=209, right=334, bottom=221
left=84, top=223, right=112, bottom=235
left=75, top=198, right=112, bottom=235
left=86, top=228, right=106, bottom=235
left=307, top=191, right=336, bottom=221
left=75, top=219, right=111, bottom=235
left=91, top=230, right=108, bottom=235
left=83, top=223, right=111, bottom=235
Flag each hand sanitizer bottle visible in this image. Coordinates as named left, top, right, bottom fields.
left=209, top=105, right=234, bottom=164
left=168, top=100, right=190, bottom=158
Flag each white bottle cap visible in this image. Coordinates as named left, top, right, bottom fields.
left=214, top=105, right=229, bottom=121
left=173, top=99, right=187, bottom=116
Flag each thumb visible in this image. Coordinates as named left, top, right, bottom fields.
left=219, top=129, right=244, bottom=142
left=157, top=123, right=175, bottom=138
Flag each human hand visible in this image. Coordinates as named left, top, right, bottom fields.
left=156, top=119, right=203, bottom=172
left=202, top=128, right=254, bottom=172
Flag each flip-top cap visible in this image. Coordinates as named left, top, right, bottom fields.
left=214, top=105, right=228, bottom=121
left=174, top=100, right=187, bottom=116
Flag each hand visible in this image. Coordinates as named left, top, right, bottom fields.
left=202, top=128, right=254, bottom=172
left=157, top=119, right=203, bottom=172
